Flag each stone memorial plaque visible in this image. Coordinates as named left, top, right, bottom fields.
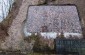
left=24, top=6, right=82, bottom=35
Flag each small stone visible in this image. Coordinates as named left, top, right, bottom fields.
left=38, top=0, right=46, bottom=4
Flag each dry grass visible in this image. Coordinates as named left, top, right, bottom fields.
left=0, top=0, right=23, bottom=41
left=28, top=52, right=56, bottom=55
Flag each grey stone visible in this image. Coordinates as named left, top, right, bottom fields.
left=25, top=6, right=82, bottom=34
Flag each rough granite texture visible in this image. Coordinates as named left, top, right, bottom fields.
left=25, top=6, right=82, bottom=33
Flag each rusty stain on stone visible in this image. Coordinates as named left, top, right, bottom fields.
left=25, top=6, right=82, bottom=34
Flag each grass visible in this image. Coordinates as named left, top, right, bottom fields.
left=28, top=52, right=56, bottom=55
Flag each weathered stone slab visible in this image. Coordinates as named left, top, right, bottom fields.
left=24, top=6, right=82, bottom=34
